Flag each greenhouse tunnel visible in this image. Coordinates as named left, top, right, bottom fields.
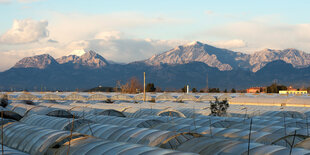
left=176, top=94, right=197, bottom=102
left=96, top=109, right=125, bottom=117
left=155, top=94, right=176, bottom=101
left=20, top=114, right=93, bottom=131
left=25, top=106, right=73, bottom=118
left=75, top=123, right=202, bottom=150
left=197, top=95, right=216, bottom=102
left=47, top=136, right=196, bottom=155
left=133, top=94, right=154, bottom=101
left=65, top=93, right=87, bottom=101
left=41, top=94, right=63, bottom=100
left=176, top=137, right=310, bottom=155
left=0, top=145, right=28, bottom=155
left=0, top=122, right=85, bottom=155
left=0, top=107, right=22, bottom=121
left=87, top=94, right=108, bottom=101
left=111, top=94, right=132, bottom=101
left=84, top=115, right=165, bottom=128
left=16, top=93, right=39, bottom=100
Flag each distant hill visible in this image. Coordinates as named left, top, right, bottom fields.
left=1, top=42, right=310, bottom=91
left=13, top=54, right=58, bottom=69
left=56, top=50, right=109, bottom=68
left=144, top=41, right=249, bottom=71
left=249, top=48, right=310, bottom=72
left=144, top=41, right=310, bottom=72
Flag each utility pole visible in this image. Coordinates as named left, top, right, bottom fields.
left=143, top=72, right=146, bottom=102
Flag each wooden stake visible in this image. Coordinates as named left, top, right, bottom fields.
left=290, top=130, right=297, bottom=155
left=193, top=106, right=196, bottom=133
left=307, top=117, right=309, bottom=136
left=209, top=116, right=212, bottom=138
left=67, top=115, right=75, bottom=155
left=247, top=118, right=253, bottom=155
left=283, top=112, right=287, bottom=147
left=143, top=72, right=146, bottom=102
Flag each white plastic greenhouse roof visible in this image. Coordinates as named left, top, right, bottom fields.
left=3, top=92, right=310, bottom=154
left=155, top=94, right=176, bottom=101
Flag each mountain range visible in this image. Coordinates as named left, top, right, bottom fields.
left=1, top=41, right=310, bottom=91
left=144, top=41, right=310, bottom=72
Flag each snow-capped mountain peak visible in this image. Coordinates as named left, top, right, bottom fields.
left=56, top=50, right=109, bottom=68
left=13, top=54, right=58, bottom=69
left=144, top=41, right=247, bottom=71
left=185, top=41, right=204, bottom=47
left=68, top=49, right=86, bottom=56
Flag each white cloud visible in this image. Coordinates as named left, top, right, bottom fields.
left=209, top=39, right=247, bottom=49
left=205, top=10, right=214, bottom=15
left=94, top=31, right=123, bottom=40
left=0, top=12, right=189, bottom=70
left=0, top=19, right=49, bottom=44
left=203, top=18, right=310, bottom=52
left=0, top=0, right=42, bottom=4
left=74, top=37, right=186, bottom=63
left=47, top=12, right=185, bottom=43
left=3, top=14, right=310, bottom=72
left=0, top=0, right=11, bottom=4
left=0, top=31, right=187, bottom=71
left=18, top=0, right=41, bottom=3
left=0, top=47, right=57, bottom=71
left=68, top=49, right=85, bottom=57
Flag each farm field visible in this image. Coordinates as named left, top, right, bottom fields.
left=1, top=92, right=310, bottom=154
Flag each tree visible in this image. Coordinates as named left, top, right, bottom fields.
left=115, top=80, right=121, bottom=92
left=146, top=83, right=156, bottom=92
left=121, top=82, right=129, bottom=93
left=210, top=98, right=229, bottom=116
left=181, top=86, right=187, bottom=93
left=155, top=87, right=162, bottom=92
left=0, top=94, right=8, bottom=108
left=128, top=77, right=143, bottom=93
left=224, top=89, right=227, bottom=93
left=192, top=88, right=197, bottom=93
left=120, top=77, right=143, bottom=94
left=209, top=88, right=220, bottom=93
left=267, top=83, right=287, bottom=93
left=231, top=88, right=236, bottom=93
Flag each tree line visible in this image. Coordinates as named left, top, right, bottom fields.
left=85, top=76, right=308, bottom=93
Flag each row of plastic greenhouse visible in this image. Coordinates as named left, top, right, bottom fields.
left=1, top=98, right=310, bottom=154
left=2, top=93, right=226, bottom=102
left=3, top=92, right=310, bottom=107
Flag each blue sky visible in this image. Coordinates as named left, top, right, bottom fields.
left=0, top=0, right=310, bottom=71
left=1, top=0, right=309, bottom=36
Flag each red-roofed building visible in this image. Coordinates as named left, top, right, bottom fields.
left=247, top=87, right=266, bottom=93
left=287, top=86, right=297, bottom=91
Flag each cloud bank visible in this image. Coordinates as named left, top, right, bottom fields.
left=0, top=19, right=49, bottom=44
left=1, top=14, right=310, bottom=71
left=204, top=19, right=310, bottom=52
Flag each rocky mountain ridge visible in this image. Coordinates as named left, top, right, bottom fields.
left=14, top=50, right=109, bottom=69
left=13, top=54, right=58, bottom=69
left=144, top=41, right=248, bottom=71
left=144, top=41, right=310, bottom=72
left=11, top=41, right=310, bottom=72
